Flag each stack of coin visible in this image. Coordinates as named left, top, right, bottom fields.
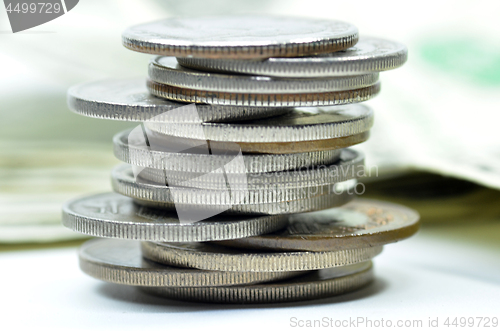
left=63, top=16, right=420, bottom=304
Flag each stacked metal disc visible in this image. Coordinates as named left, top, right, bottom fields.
left=63, top=15, right=420, bottom=304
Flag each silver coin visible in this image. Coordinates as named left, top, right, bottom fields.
left=149, top=57, right=379, bottom=93
left=80, top=239, right=302, bottom=287
left=146, top=104, right=373, bottom=143
left=114, top=129, right=342, bottom=174
left=62, top=193, right=287, bottom=242
left=122, top=15, right=358, bottom=59
left=178, top=37, right=407, bottom=77
left=147, top=79, right=380, bottom=107
left=219, top=199, right=420, bottom=252
left=142, top=261, right=373, bottom=303
left=133, top=149, right=364, bottom=189
left=67, top=78, right=288, bottom=123
left=134, top=191, right=356, bottom=215
left=112, top=163, right=359, bottom=205
left=141, top=241, right=382, bottom=272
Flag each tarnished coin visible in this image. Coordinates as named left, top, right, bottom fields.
left=67, top=78, right=288, bottom=123
left=111, top=164, right=358, bottom=205
left=218, top=199, right=420, bottom=252
left=114, top=129, right=342, bottom=174
left=146, top=104, right=373, bottom=143
left=147, top=79, right=380, bottom=107
left=131, top=149, right=364, bottom=189
left=62, top=193, right=287, bottom=242
left=178, top=37, right=407, bottom=77
left=142, top=261, right=374, bottom=304
left=122, top=16, right=358, bottom=59
left=149, top=57, right=379, bottom=93
left=80, top=239, right=302, bottom=287
left=141, top=241, right=381, bottom=272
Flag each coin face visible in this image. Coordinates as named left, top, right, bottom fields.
left=67, top=78, right=288, bottom=123
left=114, top=129, right=342, bottom=174
left=218, top=199, right=420, bottom=251
left=149, top=57, right=379, bottom=93
left=62, top=193, right=287, bottom=241
left=146, top=104, right=374, bottom=143
left=122, top=16, right=358, bottom=59
left=142, top=261, right=374, bottom=303
left=147, top=79, right=380, bottom=107
left=80, top=239, right=302, bottom=287
left=177, top=37, right=408, bottom=77
left=141, top=241, right=381, bottom=272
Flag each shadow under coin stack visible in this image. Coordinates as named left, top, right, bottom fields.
left=63, top=16, right=420, bottom=304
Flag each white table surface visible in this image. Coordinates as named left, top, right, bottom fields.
left=2, top=224, right=499, bottom=331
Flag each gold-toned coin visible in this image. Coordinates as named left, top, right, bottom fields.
left=217, top=199, right=420, bottom=252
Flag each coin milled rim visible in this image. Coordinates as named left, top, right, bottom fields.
left=111, top=164, right=360, bottom=204
left=122, top=16, right=358, bottom=59
left=177, top=37, right=407, bottom=77
left=141, top=241, right=382, bottom=272
left=146, top=104, right=374, bottom=143
left=218, top=198, right=420, bottom=252
left=67, top=78, right=288, bottom=123
left=62, top=192, right=288, bottom=242
left=141, top=261, right=374, bottom=303
left=149, top=57, right=379, bottom=93
left=147, top=80, right=381, bottom=107
left=114, top=129, right=342, bottom=173
left=132, top=192, right=356, bottom=215
left=80, top=239, right=302, bottom=287
left=123, top=149, right=363, bottom=189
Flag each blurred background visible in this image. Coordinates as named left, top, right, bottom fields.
left=0, top=0, right=499, bottom=257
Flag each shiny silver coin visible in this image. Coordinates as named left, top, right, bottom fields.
left=80, top=239, right=302, bottom=287
left=62, top=193, right=287, bottom=242
left=142, top=261, right=373, bottom=303
left=178, top=37, right=407, bottom=77
left=67, top=78, right=288, bottom=123
left=114, top=129, right=341, bottom=174
left=134, top=191, right=356, bottom=215
left=141, top=241, right=382, bottom=272
left=219, top=199, right=420, bottom=252
left=145, top=104, right=373, bottom=143
left=134, top=149, right=363, bottom=190
left=149, top=57, right=379, bottom=93
left=122, top=15, right=358, bottom=59
left=112, top=163, right=359, bottom=205
left=147, top=79, right=380, bottom=107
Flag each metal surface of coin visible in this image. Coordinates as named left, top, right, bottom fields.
left=134, top=191, right=356, bottom=215
left=122, top=16, right=358, bottom=59
left=178, top=37, right=407, bottom=77
left=147, top=104, right=373, bottom=143
left=67, top=78, right=288, bottom=123
left=147, top=80, right=380, bottom=107
left=142, top=261, right=373, bottom=303
left=219, top=199, right=420, bottom=252
left=62, top=193, right=287, bottom=242
left=114, top=129, right=342, bottom=174
left=149, top=57, right=379, bottom=93
left=132, top=149, right=364, bottom=189
left=141, top=241, right=382, bottom=272
left=80, top=239, right=302, bottom=287
left=112, top=164, right=359, bottom=204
